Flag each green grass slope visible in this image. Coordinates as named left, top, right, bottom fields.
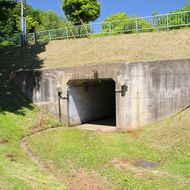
left=0, top=41, right=67, bottom=189
left=0, top=106, right=67, bottom=189
left=27, top=107, right=190, bottom=190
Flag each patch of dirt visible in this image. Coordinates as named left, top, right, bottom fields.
left=6, top=154, right=17, bottom=162
left=0, top=138, right=9, bottom=144
left=108, top=158, right=190, bottom=184
left=127, top=129, right=143, bottom=138
left=108, top=159, right=136, bottom=170
left=108, top=159, right=160, bottom=170
left=31, top=119, right=47, bottom=133
left=68, top=169, right=108, bottom=190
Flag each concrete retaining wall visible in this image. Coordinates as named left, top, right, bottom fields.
left=13, top=59, right=190, bottom=130
left=119, top=59, right=190, bottom=130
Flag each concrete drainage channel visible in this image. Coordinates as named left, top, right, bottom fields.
left=20, top=127, right=65, bottom=185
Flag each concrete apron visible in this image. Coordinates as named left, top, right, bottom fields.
left=76, top=124, right=116, bottom=133
left=76, top=118, right=116, bottom=133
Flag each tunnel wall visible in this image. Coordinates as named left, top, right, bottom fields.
left=13, top=59, right=190, bottom=130
left=12, top=64, right=120, bottom=126
left=12, top=69, right=67, bottom=120
left=68, top=80, right=115, bottom=126
left=117, top=59, right=190, bottom=130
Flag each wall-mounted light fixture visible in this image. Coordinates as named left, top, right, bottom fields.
left=92, top=70, right=98, bottom=79
left=115, top=84, right=128, bottom=97
left=57, top=87, right=68, bottom=122
left=57, top=87, right=68, bottom=100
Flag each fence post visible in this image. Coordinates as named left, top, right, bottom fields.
left=166, top=14, right=169, bottom=30
left=108, top=22, right=112, bottom=34
left=65, top=27, right=69, bottom=39
left=32, top=33, right=35, bottom=44
left=33, top=28, right=38, bottom=44
left=48, top=30, right=52, bottom=41
left=135, top=18, right=138, bottom=31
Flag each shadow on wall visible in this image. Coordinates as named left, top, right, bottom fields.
left=0, top=43, right=47, bottom=115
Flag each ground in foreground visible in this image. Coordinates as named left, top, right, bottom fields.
left=26, top=107, right=190, bottom=190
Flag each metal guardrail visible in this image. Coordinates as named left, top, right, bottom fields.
left=1, top=11, right=190, bottom=46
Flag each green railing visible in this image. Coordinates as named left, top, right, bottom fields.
left=1, top=11, right=190, bottom=46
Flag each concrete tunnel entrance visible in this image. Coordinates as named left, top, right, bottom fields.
left=67, top=79, right=116, bottom=127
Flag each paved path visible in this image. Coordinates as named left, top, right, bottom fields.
left=76, top=118, right=116, bottom=133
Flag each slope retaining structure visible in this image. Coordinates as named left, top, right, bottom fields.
left=13, top=59, right=190, bottom=130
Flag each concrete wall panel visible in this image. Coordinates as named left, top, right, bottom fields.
left=13, top=59, right=190, bottom=130
left=117, top=59, right=190, bottom=130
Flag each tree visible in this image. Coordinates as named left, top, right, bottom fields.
left=0, top=0, right=17, bottom=38
left=14, top=3, right=39, bottom=33
left=36, top=11, right=67, bottom=31
left=184, top=0, right=190, bottom=11
left=184, top=0, right=190, bottom=25
left=102, top=12, right=129, bottom=34
left=62, top=0, right=101, bottom=25
left=155, top=0, right=190, bottom=30
left=102, top=13, right=153, bottom=34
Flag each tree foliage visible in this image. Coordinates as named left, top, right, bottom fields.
left=62, top=0, right=101, bottom=25
left=13, top=2, right=39, bottom=33
left=0, top=0, right=17, bottom=37
left=0, top=0, right=67, bottom=39
left=155, top=0, right=190, bottom=29
left=184, top=0, right=190, bottom=11
left=36, top=11, right=67, bottom=31
left=102, top=12, right=152, bottom=34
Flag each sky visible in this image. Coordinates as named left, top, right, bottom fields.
left=28, top=0, right=188, bottom=23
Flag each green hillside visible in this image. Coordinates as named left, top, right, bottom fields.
left=1, top=29, right=190, bottom=70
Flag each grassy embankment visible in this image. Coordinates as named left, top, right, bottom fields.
left=0, top=106, right=67, bottom=189
left=0, top=45, right=67, bottom=189
left=27, top=107, right=190, bottom=190
left=1, top=29, right=190, bottom=69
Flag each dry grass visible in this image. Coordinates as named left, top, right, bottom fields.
left=144, top=106, right=190, bottom=151
left=1, top=29, right=190, bottom=70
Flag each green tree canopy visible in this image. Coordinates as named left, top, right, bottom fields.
left=102, top=12, right=153, bottom=34
left=184, top=0, right=190, bottom=11
left=102, top=12, right=129, bottom=33
left=0, top=0, right=68, bottom=39
left=156, top=0, right=190, bottom=30
left=36, top=11, right=67, bottom=31
left=13, top=2, right=39, bottom=33
left=0, top=0, right=17, bottom=37
left=103, top=12, right=129, bottom=22
left=62, top=0, right=101, bottom=25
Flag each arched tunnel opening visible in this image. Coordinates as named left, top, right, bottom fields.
left=67, top=79, right=116, bottom=127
